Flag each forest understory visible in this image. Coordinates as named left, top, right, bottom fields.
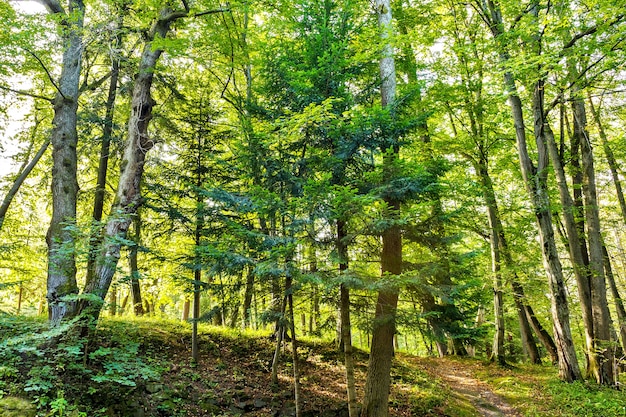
left=1, top=316, right=624, bottom=417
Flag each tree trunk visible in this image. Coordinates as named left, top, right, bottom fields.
left=509, top=282, right=541, bottom=364
left=271, top=297, right=287, bottom=385
left=287, top=275, right=301, bottom=417
left=108, top=285, right=117, bottom=316
left=46, top=0, right=85, bottom=324
left=338, top=220, right=358, bottom=417
left=361, top=1, right=400, bottom=415
left=82, top=8, right=186, bottom=318
left=129, top=214, right=144, bottom=316
left=543, top=101, right=599, bottom=376
left=86, top=15, right=122, bottom=285
left=573, top=91, right=614, bottom=384
left=523, top=303, right=558, bottom=364
left=476, top=159, right=505, bottom=365
left=603, top=244, right=626, bottom=354
left=479, top=0, right=581, bottom=380
left=588, top=96, right=626, bottom=224
left=191, top=266, right=201, bottom=363
left=242, top=267, right=255, bottom=328
left=182, top=300, right=190, bottom=321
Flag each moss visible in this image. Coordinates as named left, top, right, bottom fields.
left=0, top=396, right=36, bottom=417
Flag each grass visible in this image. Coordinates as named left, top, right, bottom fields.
left=474, top=360, right=626, bottom=417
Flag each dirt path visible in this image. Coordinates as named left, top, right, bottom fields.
left=412, top=357, right=522, bottom=417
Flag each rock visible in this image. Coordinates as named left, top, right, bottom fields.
left=0, top=397, right=36, bottom=417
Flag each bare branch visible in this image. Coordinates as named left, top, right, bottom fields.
left=21, top=47, right=66, bottom=100
left=0, top=84, right=53, bottom=102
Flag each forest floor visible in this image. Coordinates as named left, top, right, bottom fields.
left=410, top=356, right=523, bottom=417
left=2, top=316, right=626, bottom=416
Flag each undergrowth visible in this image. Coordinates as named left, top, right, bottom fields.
left=3, top=313, right=626, bottom=416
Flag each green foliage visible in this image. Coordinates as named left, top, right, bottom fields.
left=536, top=380, right=626, bottom=417
left=0, top=315, right=162, bottom=416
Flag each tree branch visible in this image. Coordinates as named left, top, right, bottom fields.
left=193, top=7, right=230, bottom=18
left=0, top=84, right=53, bottom=102
left=561, top=14, right=625, bottom=52
left=79, top=70, right=112, bottom=93
left=22, top=47, right=66, bottom=100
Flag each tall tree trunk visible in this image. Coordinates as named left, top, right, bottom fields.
left=338, top=220, right=358, bottom=417
left=108, top=285, right=117, bottom=316
left=573, top=90, right=614, bottom=384
left=476, top=159, right=505, bottom=365
left=86, top=14, right=122, bottom=285
left=509, top=281, right=541, bottom=364
left=191, top=266, right=201, bottom=363
left=480, top=0, right=581, bottom=381
left=271, top=296, right=287, bottom=385
left=46, top=0, right=85, bottom=324
left=529, top=79, right=581, bottom=381
left=523, top=303, right=559, bottom=363
left=82, top=8, right=187, bottom=318
left=543, top=100, right=598, bottom=377
left=362, top=2, right=400, bottom=415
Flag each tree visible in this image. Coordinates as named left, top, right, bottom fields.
left=473, top=0, right=582, bottom=381
left=42, top=0, right=86, bottom=324
left=361, top=0, right=401, bottom=415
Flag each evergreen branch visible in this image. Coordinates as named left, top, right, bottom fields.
left=0, top=84, right=53, bottom=102
left=22, top=47, right=66, bottom=100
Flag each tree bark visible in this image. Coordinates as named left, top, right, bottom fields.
left=573, top=90, right=614, bottom=384
left=46, top=0, right=85, bottom=324
left=543, top=100, right=599, bottom=376
left=361, top=1, right=400, bottom=415
left=81, top=8, right=186, bottom=318
left=588, top=96, right=626, bottom=224
left=242, top=266, right=255, bottom=328
left=287, top=274, right=301, bottom=417
left=338, top=220, right=358, bottom=417
left=603, top=244, right=626, bottom=354
left=129, top=215, right=144, bottom=316
left=477, top=159, right=505, bottom=365
left=479, top=0, right=581, bottom=381
left=86, top=14, right=122, bottom=285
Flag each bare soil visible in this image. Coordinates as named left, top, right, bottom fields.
left=409, top=356, right=523, bottom=417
